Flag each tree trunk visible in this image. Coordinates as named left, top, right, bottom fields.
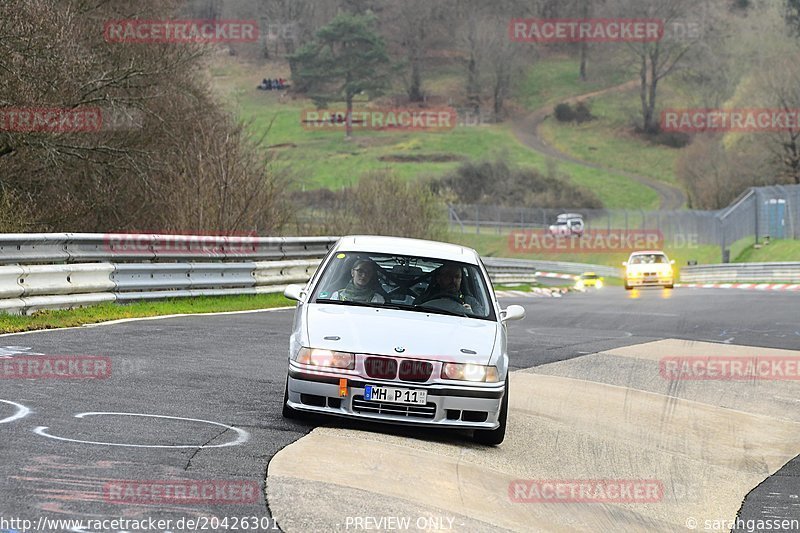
left=639, top=53, right=648, bottom=132
left=578, top=0, right=590, bottom=81
left=345, top=94, right=353, bottom=139
left=579, top=41, right=588, bottom=81
left=646, top=46, right=660, bottom=133
left=467, top=54, right=480, bottom=113
left=409, top=54, right=423, bottom=102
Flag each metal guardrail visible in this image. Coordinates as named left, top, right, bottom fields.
left=0, top=234, right=618, bottom=314
left=0, top=233, right=338, bottom=264
left=483, top=257, right=622, bottom=279
left=680, top=262, right=800, bottom=283
left=0, top=233, right=336, bottom=314
left=2, top=233, right=795, bottom=314
left=0, top=259, right=322, bottom=314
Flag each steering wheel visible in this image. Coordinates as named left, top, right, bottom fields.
left=416, top=292, right=471, bottom=315
left=425, top=292, right=464, bottom=304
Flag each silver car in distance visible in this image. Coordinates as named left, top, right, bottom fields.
left=281, top=235, right=525, bottom=445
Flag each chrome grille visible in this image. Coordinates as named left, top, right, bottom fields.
left=352, top=396, right=436, bottom=419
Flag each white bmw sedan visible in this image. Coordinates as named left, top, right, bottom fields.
left=281, top=235, right=525, bottom=445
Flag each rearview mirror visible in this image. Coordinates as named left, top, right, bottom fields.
left=501, top=304, right=525, bottom=322
left=283, top=284, right=306, bottom=301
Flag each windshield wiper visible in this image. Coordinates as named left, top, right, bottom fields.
left=314, top=299, right=410, bottom=311
left=315, top=298, right=375, bottom=307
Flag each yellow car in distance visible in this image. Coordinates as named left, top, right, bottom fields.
left=576, top=272, right=603, bottom=289
left=623, top=251, right=675, bottom=290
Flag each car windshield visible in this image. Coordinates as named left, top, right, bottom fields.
left=311, top=251, right=495, bottom=321
left=629, top=254, right=668, bottom=265
left=582, top=274, right=598, bottom=279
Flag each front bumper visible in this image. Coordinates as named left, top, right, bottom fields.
left=286, top=363, right=505, bottom=429
left=626, top=276, right=673, bottom=287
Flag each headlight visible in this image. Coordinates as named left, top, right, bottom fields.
left=294, top=347, right=354, bottom=370
left=441, top=363, right=500, bottom=382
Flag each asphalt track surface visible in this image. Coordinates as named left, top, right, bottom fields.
left=0, top=288, right=797, bottom=532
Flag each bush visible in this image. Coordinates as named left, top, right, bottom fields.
left=293, top=171, right=447, bottom=240
left=435, top=158, right=603, bottom=209
left=554, top=103, right=575, bottom=122
left=554, top=102, right=595, bottom=124
left=649, top=130, right=692, bottom=148
left=573, top=101, right=595, bottom=123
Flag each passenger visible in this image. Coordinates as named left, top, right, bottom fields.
left=331, top=260, right=385, bottom=303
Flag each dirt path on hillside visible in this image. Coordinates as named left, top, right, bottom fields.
left=512, top=80, right=687, bottom=210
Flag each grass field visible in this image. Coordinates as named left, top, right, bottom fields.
left=518, top=58, right=628, bottom=111
left=212, top=59, right=659, bottom=208
left=734, top=239, right=800, bottom=262
left=538, top=84, right=687, bottom=186
left=0, top=293, right=291, bottom=334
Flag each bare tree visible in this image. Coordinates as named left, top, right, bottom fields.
left=381, top=0, right=451, bottom=102
left=612, top=0, right=708, bottom=133
left=0, top=0, right=291, bottom=232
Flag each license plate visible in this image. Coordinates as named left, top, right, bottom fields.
left=644, top=277, right=657, bottom=283
left=364, top=385, right=427, bottom=405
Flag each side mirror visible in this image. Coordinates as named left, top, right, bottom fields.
left=670, top=259, right=675, bottom=265
left=622, top=261, right=628, bottom=266
left=283, top=284, right=306, bottom=301
left=501, top=304, right=525, bottom=322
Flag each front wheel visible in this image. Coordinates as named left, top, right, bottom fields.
left=474, top=375, right=508, bottom=446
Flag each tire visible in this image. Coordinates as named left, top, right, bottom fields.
left=282, top=378, right=298, bottom=419
left=666, top=283, right=674, bottom=289
left=624, top=281, right=632, bottom=290
left=474, top=375, right=508, bottom=446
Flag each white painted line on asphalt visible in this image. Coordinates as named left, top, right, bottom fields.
left=33, top=412, right=250, bottom=449
left=0, top=399, right=31, bottom=424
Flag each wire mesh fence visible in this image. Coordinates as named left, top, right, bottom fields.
left=448, top=185, right=800, bottom=261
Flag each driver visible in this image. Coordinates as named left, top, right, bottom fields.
left=331, top=259, right=385, bottom=303
left=420, top=263, right=482, bottom=314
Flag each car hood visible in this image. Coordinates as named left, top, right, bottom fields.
left=305, top=304, right=498, bottom=365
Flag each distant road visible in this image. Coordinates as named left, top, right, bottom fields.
left=512, top=80, right=688, bottom=210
